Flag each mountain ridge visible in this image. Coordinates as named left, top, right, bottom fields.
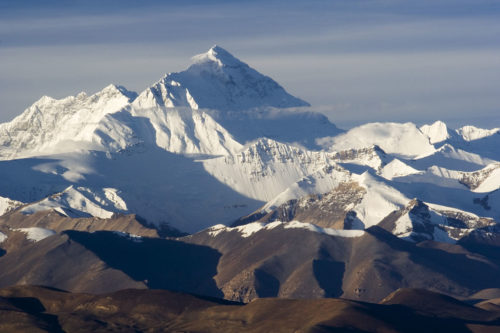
left=0, top=46, right=497, bottom=237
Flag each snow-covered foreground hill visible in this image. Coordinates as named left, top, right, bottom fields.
left=0, top=46, right=498, bottom=240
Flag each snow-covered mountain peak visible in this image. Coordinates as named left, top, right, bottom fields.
left=330, top=144, right=389, bottom=171
left=20, top=185, right=129, bottom=219
left=456, top=125, right=500, bottom=141
left=324, top=122, right=436, bottom=159
left=191, top=45, right=243, bottom=68
left=133, top=46, right=310, bottom=112
left=380, top=158, right=421, bottom=180
left=420, top=120, right=450, bottom=144
left=33, top=95, right=56, bottom=106
left=24, top=84, right=134, bottom=113
left=96, top=84, right=138, bottom=101
left=0, top=85, right=135, bottom=159
left=388, top=199, right=498, bottom=243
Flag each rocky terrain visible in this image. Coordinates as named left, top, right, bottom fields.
left=1, top=285, right=500, bottom=332
left=0, top=46, right=499, bottom=330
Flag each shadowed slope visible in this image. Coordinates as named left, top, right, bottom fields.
left=65, top=230, right=223, bottom=297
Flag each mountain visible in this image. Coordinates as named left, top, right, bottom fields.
left=0, top=85, right=137, bottom=159
left=420, top=120, right=453, bottom=144
left=457, top=125, right=500, bottom=142
left=0, top=46, right=339, bottom=159
left=0, top=46, right=500, bottom=309
left=318, top=122, right=436, bottom=158
left=378, top=199, right=499, bottom=243
left=0, top=46, right=346, bottom=232
left=131, top=45, right=341, bottom=149
left=133, top=45, right=310, bottom=111
left=0, top=47, right=497, bottom=235
left=1, top=220, right=500, bottom=304
left=236, top=170, right=410, bottom=231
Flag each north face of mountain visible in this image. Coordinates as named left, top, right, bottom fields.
left=132, top=45, right=310, bottom=111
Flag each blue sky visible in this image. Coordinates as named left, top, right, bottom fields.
left=1, top=0, right=499, bottom=129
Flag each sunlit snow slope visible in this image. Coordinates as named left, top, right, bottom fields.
left=0, top=46, right=498, bottom=238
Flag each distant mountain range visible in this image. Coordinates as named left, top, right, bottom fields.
left=0, top=46, right=499, bottom=306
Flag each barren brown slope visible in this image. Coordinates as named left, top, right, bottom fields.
left=0, top=230, right=223, bottom=297
left=340, top=226, right=500, bottom=302
left=2, top=222, right=500, bottom=303
left=186, top=224, right=500, bottom=302
left=0, top=232, right=146, bottom=293
left=0, top=210, right=164, bottom=238
left=1, top=286, right=500, bottom=333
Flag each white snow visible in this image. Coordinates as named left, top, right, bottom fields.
left=396, top=163, right=500, bottom=193
left=133, top=45, right=309, bottom=112
left=113, top=231, right=143, bottom=243
left=207, top=221, right=365, bottom=238
left=21, top=186, right=128, bottom=219
left=425, top=202, right=485, bottom=217
left=244, top=169, right=412, bottom=232
left=420, top=120, right=450, bottom=144
left=388, top=165, right=466, bottom=190
left=474, top=165, right=500, bottom=192
left=283, top=221, right=365, bottom=237
left=332, top=145, right=388, bottom=171
left=410, top=143, right=496, bottom=171
left=391, top=201, right=495, bottom=244
left=456, top=125, right=500, bottom=141
left=260, top=165, right=352, bottom=212
left=130, top=106, right=242, bottom=156
left=207, top=222, right=278, bottom=237
left=322, top=122, right=436, bottom=159
left=207, top=224, right=230, bottom=237
left=433, top=144, right=494, bottom=166
left=203, top=138, right=343, bottom=203
left=380, top=159, right=422, bottom=180
left=391, top=213, right=415, bottom=239
left=0, top=84, right=136, bottom=160
left=0, top=232, right=7, bottom=243
left=103, top=188, right=128, bottom=211
left=351, top=172, right=411, bottom=228
left=0, top=196, right=23, bottom=216
left=14, top=227, right=56, bottom=242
